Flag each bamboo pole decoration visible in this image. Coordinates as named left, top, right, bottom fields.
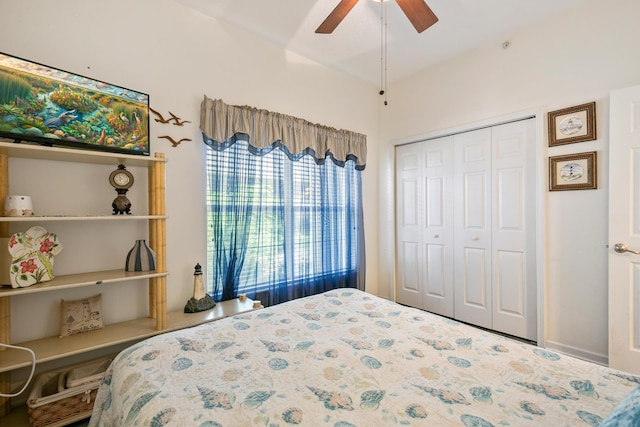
left=0, top=153, right=7, bottom=238
left=0, top=152, right=10, bottom=347
left=157, top=217, right=167, bottom=329
left=157, top=275, right=167, bottom=330
left=148, top=161, right=157, bottom=320
left=0, top=153, right=9, bottom=416
left=152, top=153, right=167, bottom=330
left=0, top=304, right=9, bottom=415
left=157, top=155, right=167, bottom=330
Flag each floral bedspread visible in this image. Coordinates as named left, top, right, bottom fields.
left=88, top=289, right=639, bottom=426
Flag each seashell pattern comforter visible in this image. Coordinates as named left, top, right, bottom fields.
left=88, top=289, right=639, bottom=426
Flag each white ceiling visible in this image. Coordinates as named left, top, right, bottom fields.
left=174, top=0, right=585, bottom=85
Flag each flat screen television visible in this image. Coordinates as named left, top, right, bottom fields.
left=0, top=52, right=149, bottom=155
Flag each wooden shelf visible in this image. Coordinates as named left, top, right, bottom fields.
left=0, top=298, right=260, bottom=373
left=0, top=270, right=168, bottom=297
left=0, top=140, right=166, bottom=166
left=166, top=297, right=262, bottom=331
left=0, top=215, right=166, bottom=223
left=0, top=145, right=169, bottom=417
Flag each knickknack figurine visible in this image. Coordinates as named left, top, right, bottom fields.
left=8, top=226, right=63, bottom=288
left=184, top=263, right=216, bottom=313
left=125, top=239, right=156, bottom=272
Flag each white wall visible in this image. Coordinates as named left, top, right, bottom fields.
left=378, top=0, right=640, bottom=362
left=0, top=0, right=379, bottom=344
left=1, top=0, right=635, bottom=376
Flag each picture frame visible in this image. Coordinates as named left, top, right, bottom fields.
left=547, top=102, right=596, bottom=146
left=549, top=151, right=597, bottom=191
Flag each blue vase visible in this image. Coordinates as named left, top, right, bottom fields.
left=125, top=240, right=156, bottom=272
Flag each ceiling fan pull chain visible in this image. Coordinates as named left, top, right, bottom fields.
left=379, top=0, right=388, bottom=106
left=379, top=0, right=383, bottom=97
left=384, top=2, right=388, bottom=106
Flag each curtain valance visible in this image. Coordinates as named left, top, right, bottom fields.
left=200, top=96, right=367, bottom=170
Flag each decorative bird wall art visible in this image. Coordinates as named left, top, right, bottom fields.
left=150, top=106, right=192, bottom=147
left=158, top=135, right=192, bottom=147
left=149, top=107, right=191, bottom=126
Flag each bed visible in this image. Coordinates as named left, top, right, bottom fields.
left=88, top=289, right=639, bottom=426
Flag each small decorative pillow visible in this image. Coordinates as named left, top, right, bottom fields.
left=60, top=294, right=103, bottom=337
left=599, top=385, right=640, bottom=427
left=8, top=226, right=63, bottom=288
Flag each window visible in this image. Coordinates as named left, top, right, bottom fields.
left=206, top=140, right=363, bottom=306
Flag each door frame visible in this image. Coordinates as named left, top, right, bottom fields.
left=392, top=107, right=546, bottom=346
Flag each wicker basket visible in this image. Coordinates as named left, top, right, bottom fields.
left=27, top=356, right=112, bottom=427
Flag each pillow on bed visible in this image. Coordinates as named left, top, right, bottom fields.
left=60, top=294, right=103, bottom=337
left=599, top=385, right=640, bottom=427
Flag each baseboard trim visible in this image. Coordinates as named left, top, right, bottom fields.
left=544, top=340, right=608, bottom=366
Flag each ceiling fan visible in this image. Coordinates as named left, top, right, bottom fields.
left=315, top=0, right=439, bottom=34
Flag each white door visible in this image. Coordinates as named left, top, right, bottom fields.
left=421, top=137, right=454, bottom=317
left=491, top=120, right=537, bottom=340
left=454, top=128, right=493, bottom=329
left=396, top=118, right=536, bottom=341
left=396, top=143, right=423, bottom=307
left=453, top=121, right=536, bottom=339
left=396, top=138, right=455, bottom=315
left=609, top=84, right=640, bottom=375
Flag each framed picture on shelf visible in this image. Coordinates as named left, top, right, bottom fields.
left=549, top=151, right=597, bottom=191
left=547, top=102, right=596, bottom=146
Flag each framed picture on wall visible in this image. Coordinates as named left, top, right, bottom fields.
left=549, top=151, right=597, bottom=191
left=547, top=102, right=596, bottom=146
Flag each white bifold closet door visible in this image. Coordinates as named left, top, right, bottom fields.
left=396, top=137, right=455, bottom=316
left=396, top=119, right=536, bottom=341
left=453, top=128, right=493, bottom=329
left=396, top=141, right=424, bottom=309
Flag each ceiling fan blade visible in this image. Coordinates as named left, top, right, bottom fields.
left=315, top=0, right=360, bottom=34
left=395, top=0, right=439, bottom=33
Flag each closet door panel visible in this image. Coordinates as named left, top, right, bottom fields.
left=496, top=168, right=524, bottom=233
left=425, top=175, right=444, bottom=228
left=495, top=250, right=524, bottom=315
left=491, top=120, right=536, bottom=340
left=425, top=243, right=446, bottom=297
left=422, top=138, right=454, bottom=317
left=454, top=129, right=492, bottom=328
left=396, top=144, right=423, bottom=307
left=402, top=179, right=419, bottom=226
left=400, top=241, right=420, bottom=293
left=461, top=247, right=489, bottom=303
left=463, top=172, right=487, bottom=229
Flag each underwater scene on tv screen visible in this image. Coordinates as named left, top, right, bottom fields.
left=0, top=52, right=149, bottom=155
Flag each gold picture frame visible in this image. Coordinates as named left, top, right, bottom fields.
left=549, top=151, right=597, bottom=191
left=547, top=102, right=596, bottom=146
